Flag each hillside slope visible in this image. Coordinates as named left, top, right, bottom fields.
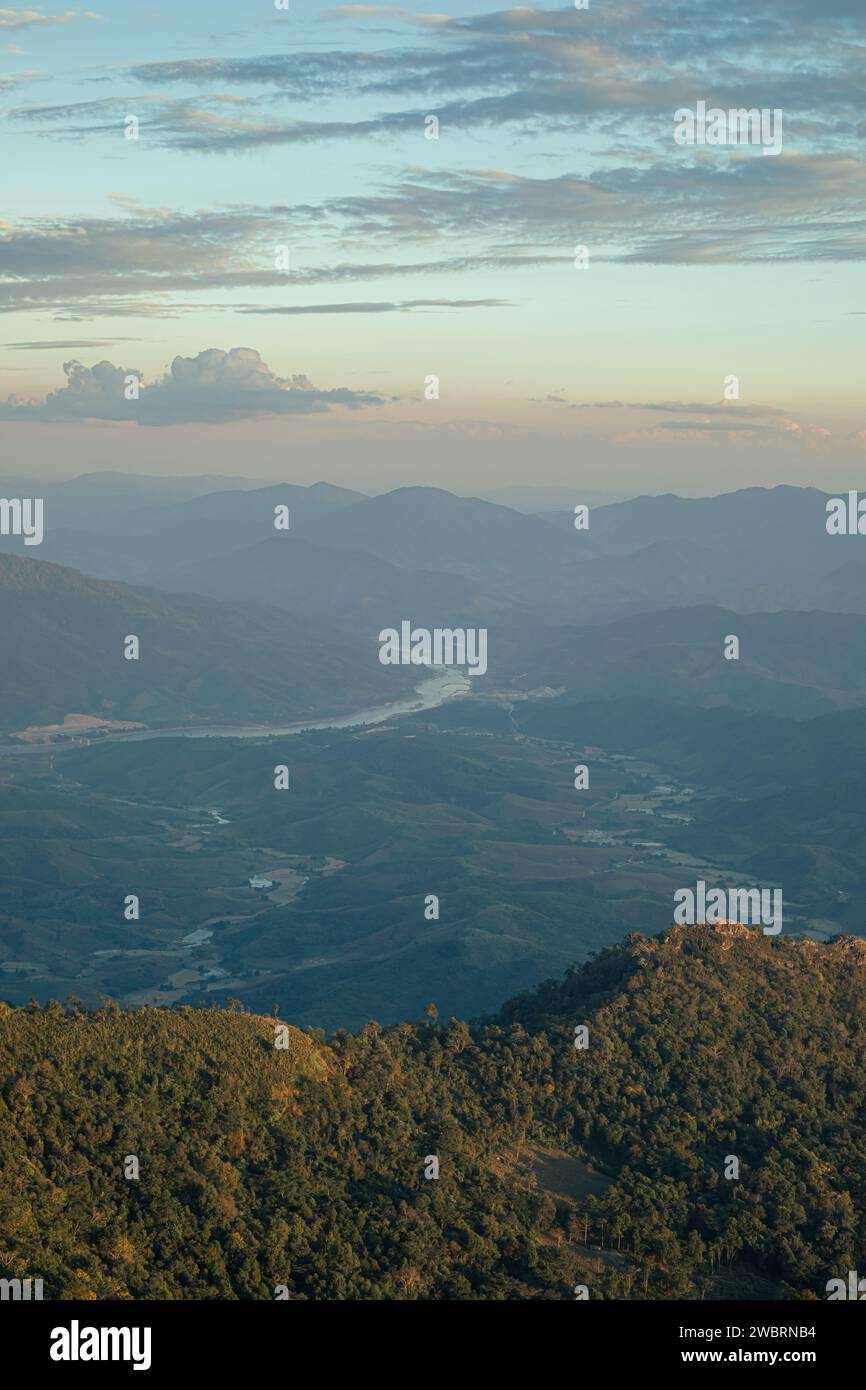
left=1, top=925, right=864, bottom=1299
left=0, top=553, right=413, bottom=731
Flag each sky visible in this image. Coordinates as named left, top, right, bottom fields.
left=0, top=1, right=863, bottom=498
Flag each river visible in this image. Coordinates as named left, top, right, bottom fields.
left=71, top=669, right=473, bottom=745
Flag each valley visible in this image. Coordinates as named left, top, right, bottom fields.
left=0, top=687, right=849, bottom=1028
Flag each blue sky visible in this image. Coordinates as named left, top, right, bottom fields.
left=0, top=2, right=863, bottom=495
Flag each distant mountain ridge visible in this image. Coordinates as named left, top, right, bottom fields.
left=3, top=477, right=863, bottom=623
left=160, top=533, right=503, bottom=630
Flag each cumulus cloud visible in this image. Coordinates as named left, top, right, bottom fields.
left=0, top=346, right=385, bottom=425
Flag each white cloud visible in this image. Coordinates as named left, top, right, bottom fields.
left=0, top=346, right=386, bottom=425
left=0, top=9, right=99, bottom=31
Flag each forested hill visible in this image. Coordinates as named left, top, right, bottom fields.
left=1, top=924, right=864, bottom=1300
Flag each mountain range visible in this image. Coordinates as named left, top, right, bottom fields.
left=5, top=478, right=863, bottom=625
left=3, top=476, right=865, bottom=733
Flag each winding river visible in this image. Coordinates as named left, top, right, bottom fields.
left=79, top=669, right=472, bottom=745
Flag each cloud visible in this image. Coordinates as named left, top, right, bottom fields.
left=3, top=0, right=858, bottom=165
left=310, top=160, right=866, bottom=264
left=3, top=337, right=138, bottom=349
left=1, top=0, right=863, bottom=341
left=0, top=68, right=39, bottom=88
left=1, top=147, right=859, bottom=327
left=238, top=297, right=511, bottom=314
left=596, top=400, right=833, bottom=440
left=0, top=205, right=285, bottom=316
left=611, top=411, right=835, bottom=442
left=570, top=400, right=785, bottom=417
left=781, top=419, right=833, bottom=444
left=6, top=2, right=834, bottom=161
left=0, top=346, right=385, bottom=425
left=0, top=203, right=563, bottom=316
left=0, top=8, right=99, bottom=30
left=7, top=92, right=263, bottom=146
left=319, top=6, right=452, bottom=24
left=656, top=419, right=771, bottom=432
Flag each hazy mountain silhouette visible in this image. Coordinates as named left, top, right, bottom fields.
left=159, top=533, right=503, bottom=630
left=524, top=605, right=866, bottom=716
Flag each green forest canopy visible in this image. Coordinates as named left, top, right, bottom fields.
left=1, top=923, right=863, bottom=1300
